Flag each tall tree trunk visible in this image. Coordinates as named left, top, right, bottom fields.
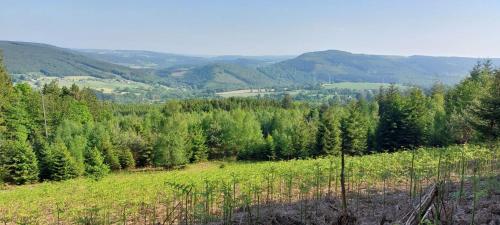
left=340, top=149, right=347, bottom=214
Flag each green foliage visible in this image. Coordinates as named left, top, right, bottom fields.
left=46, top=140, right=80, bottom=181
left=0, top=41, right=150, bottom=82
left=84, top=147, right=110, bottom=180
left=0, top=139, right=39, bottom=184
left=376, top=86, right=432, bottom=150
left=0, top=51, right=14, bottom=136
left=445, top=61, right=493, bottom=143
left=118, top=148, right=135, bottom=170
left=272, top=109, right=317, bottom=158
left=472, top=69, right=500, bottom=141
left=153, top=115, right=189, bottom=168
left=317, top=106, right=343, bottom=155
left=341, top=102, right=368, bottom=155
left=0, top=55, right=498, bottom=187
left=187, top=123, right=208, bottom=162
left=90, top=124, right=121, bottom=170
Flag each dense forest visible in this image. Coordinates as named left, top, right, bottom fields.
left=0, top=53, right=498, bottom=185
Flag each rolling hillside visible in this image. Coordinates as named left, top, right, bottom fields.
left=0, top=41, right=159, bottom=83
left=77, top=49, right=292, bottom=69
left=2, top=41, right=499, bottom=91
left=264, top=50, right=500, bottom=86
left=156, top=63, right=282, bottom=90
left=77, top=49, right=209, bottom=69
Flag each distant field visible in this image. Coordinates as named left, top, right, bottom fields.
left=16, top=75, right=169, bottom=94
left=216, top=88, right=275, bottom=97
left=321, top=82, right=408, bottom=90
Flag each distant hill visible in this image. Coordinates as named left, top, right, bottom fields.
left=77, top=49, right=292, bottom=69
left=156, top=63, right=283, bottom=90
left=0, top=41, right=158, bottom=83
left=77, top=49, right=209, bottom=69
left=263, top=50, right=500, bottom=86
left=2, top=41, right=499, bottom=91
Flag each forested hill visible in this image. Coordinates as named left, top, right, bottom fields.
left=0, top=41, right=160, bottom=83
left=77, top=49, right=291, bottom=69
left=264, top=50, right=500, bottom=86
left=2, top=40, right=500, bottom=90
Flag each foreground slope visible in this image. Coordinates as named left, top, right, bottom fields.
left=0, top=146, right=495, bottom=224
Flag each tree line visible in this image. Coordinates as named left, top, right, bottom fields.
left=0, top=54, right=498, bottom=184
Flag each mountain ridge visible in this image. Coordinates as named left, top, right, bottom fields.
left=2, top=40, right=500, bottom=90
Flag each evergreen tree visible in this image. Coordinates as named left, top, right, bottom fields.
left=0, top=52, right=13, bottom=136
left=341, top=102, right=368, bottom=155
left=118, top=148, right=135, bottom=169
left=100, top=138, right=121, bottom=170
left=89, top=124, right=121, bottom=170
left=473, top=69, right=500, bottom=142
left=0, top=140, right=39, bottom=184
left=264, top=134, right=276, bottom=160
left=429, top=83, right=448, bottom=146
left=281, top=94, right=293, bottom=109
left=188, top=123, right=208, bottom=162
left=404, top=88, right=432, bottom=147
left=445, top=61, right=493, bottom=143
left=317, top=106, right=342, bottom=155
left=376, top=86, right=405, bottom=151
left=46, top=140, right=80, bottom=181
left=84, top=147, right=109, bottom=180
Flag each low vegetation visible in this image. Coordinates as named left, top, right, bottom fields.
left=0, top=145, right=497, bottom=224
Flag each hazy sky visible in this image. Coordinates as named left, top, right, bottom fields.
left=1, top=0, right=500, bottom=57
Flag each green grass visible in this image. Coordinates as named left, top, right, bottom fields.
left=321, top=82, right=408, bottom=90
left=0, top=145, right=496, bottom=224
left=14, top=75, right=170, bottom=94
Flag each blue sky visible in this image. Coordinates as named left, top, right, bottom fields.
left=1, top=0, right=500, bottom=57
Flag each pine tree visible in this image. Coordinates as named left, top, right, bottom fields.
left=376, top=85, right=405, bottom=151
left=429, top=83, right=448, bottom=146
left=89, top=124, right=121, bottom=170
left=341, top=102, right=368, bottom=155
left=0, top=140, right=39, bottom=184
left=445, top=61, right=493, bottom=144
left=118, top=148, right=135, bottom=170
left=0, top=51, right=14, bottom=136
left=46, top=140, right=80, bottom=181
left=473, top=70, right=500, bottom=142
left=188, top=124, right=208, bottom=162
left=317, top=106, right=342, bottom=155
left=84, top=147, right=109, bottom=180
left=101, top=139, right=121, bottom=170
left=264, top=134, right=276, bottom=160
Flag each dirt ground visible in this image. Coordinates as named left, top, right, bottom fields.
left=209, top=177, right=500, bottom=225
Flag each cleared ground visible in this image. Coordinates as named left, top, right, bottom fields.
left=0, top=146, right=496, bottom=224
